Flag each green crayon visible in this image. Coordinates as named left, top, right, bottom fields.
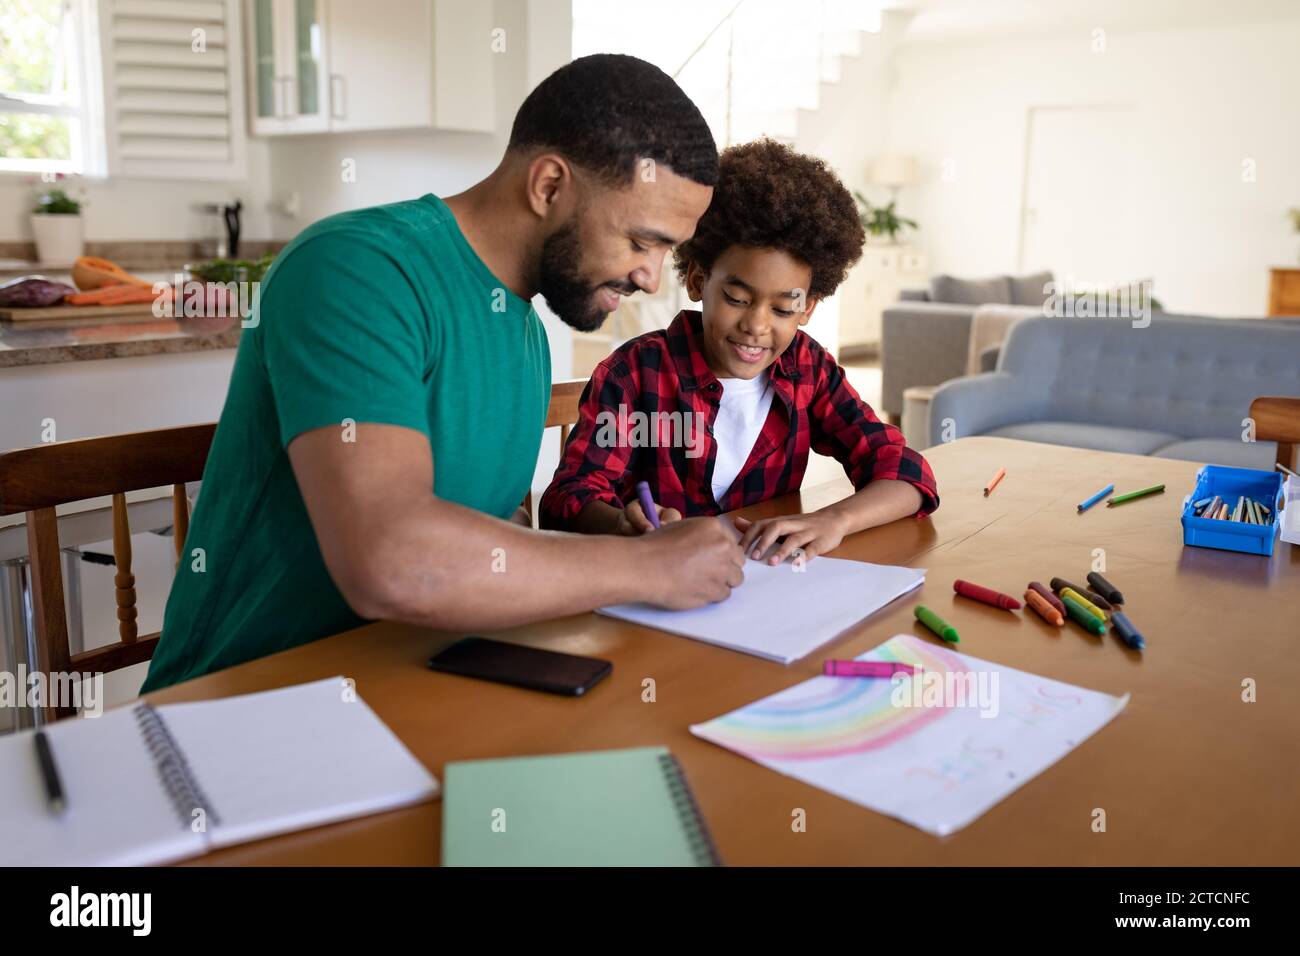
left=1062, top=595, right=1106, bottom=635
left=1107, top=484, right=1166, bottom=507
left=915, top=605, right=960, bottom=643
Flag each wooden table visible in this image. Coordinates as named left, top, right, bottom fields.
left=151, top=437, right=1300, bottom=865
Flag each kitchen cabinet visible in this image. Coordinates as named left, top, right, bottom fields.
left=244, top=0, right=495, bottom=136
left=247, top=0, right=329, bottom=134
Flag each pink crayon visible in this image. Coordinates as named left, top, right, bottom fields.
left=823, top=659, right=918, bottom=678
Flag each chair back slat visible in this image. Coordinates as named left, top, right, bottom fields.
left=112, top=493, right=138, bottom=644
left=545, top=379, right=586, bottom=430
left=0, top=423, right=215, bottom=515
left=172, top=483, right=190, bottom=564
left=1250, top=396, right=1300, bottom=470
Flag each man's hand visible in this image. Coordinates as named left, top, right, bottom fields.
left=733, top=510, right=848, bottom=566
left=636, top=516, right=745, bottom=608
left=615, top=498, right=683, bottom=535
left=286, top=422, right=741, bottom=628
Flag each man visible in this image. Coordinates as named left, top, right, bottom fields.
left=142, top=55, right=744, bottom=692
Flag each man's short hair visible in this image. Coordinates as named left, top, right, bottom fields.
left=508, top=54, right=719, bottom=188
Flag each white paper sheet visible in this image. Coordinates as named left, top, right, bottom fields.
left=691, top=634, right=1129, bottom=835
left=598, top=553, right=925, bottom=664
left=1282, top=476, right=1299, bottom=546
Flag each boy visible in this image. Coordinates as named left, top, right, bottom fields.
left=540, top=139, right=938, bottom=565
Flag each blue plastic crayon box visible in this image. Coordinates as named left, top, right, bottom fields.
left=1180, top=465, right=1284, bottom=556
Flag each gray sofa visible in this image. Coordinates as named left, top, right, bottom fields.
left=928, top=314, right=1300, bottom=467
left=881, top=272, right=1053, bottom=418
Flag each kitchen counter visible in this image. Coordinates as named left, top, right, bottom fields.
left=0, top=258, right=192, bottom=280
left=0, top=314, right=241, bottom=368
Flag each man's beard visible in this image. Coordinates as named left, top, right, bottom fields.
left=537, top=219, right=634, bottom=333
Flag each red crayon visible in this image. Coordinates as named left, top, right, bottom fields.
left=1027, top=581, right=1067, bottom=616
left=953, top=579, right=1022, bottom=611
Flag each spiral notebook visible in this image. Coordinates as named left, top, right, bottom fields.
left=0, top=677, right=439, bottom=866
left=442, top=746, right=721, bottom=866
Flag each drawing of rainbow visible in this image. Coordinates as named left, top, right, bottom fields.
left=694, top=635, right=968, bottom=761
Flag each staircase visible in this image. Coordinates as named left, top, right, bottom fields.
left=573, top=0, right=894, bottom=148
left=569, top=0, right=913, bottom=368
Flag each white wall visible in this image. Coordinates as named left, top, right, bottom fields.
left=264, top=0, right=574, bottom=393
left=793, top=11, right=912, bottom=349
left=0, top=139, right=277, bottom=245
left=883, top=11, right=1300, bottom=316
left=262, top=0, right=573, bottom=491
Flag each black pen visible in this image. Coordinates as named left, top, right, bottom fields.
left=34, top=730, right=66, bottom=815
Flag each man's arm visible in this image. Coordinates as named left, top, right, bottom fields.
left=288, top=423, right=744, bottom=630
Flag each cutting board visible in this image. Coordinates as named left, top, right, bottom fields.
left=0, top=301, right=160, bottom=323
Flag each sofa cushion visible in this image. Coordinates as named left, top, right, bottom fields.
left=930, top=274, right=1011, bottom=306
left=984, top=421, right=1179, bottom=456
left=1009, top=271, right=1053, bottom=307
left=1151, top=438, right=1278, bottom=469
left=1001, top=314, right=1300, bottom=439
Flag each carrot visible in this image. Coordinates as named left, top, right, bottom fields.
left=65, top=285, right=163, bottom=306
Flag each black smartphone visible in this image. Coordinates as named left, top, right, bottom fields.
left=427, top=636, right=612, bottom=696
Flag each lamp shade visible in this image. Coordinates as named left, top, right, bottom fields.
left=870, top=154, right=919, bottom=188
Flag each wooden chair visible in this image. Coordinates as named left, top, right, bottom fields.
left=1249, top=396, right=1300, bottom=471
left=0, top=424, right=216, bottom=721
left=521, top=378, right=588, bottom=522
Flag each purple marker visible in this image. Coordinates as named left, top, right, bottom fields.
left=823, top=660, right=918, bottom=678
left=636, top=480, right=660, bottom=529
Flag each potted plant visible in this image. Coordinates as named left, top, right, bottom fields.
left=31, top=176, right=86, bottom=264
left=854, top=191, right=918, bottom=245
left=1290, top=207, right=1300, bottom=260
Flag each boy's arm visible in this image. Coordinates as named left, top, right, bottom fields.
left=538, top=359, right=638, bottom=531
left=735, top=479, right=922, bottom=564
left=573, top=498, right=684, bottom=536
left=737, top=346, right=938, bottom=563
left=806, top=346, right=939, bottom=515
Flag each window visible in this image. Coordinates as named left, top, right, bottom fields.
left=0, top=0, right=104, bottom=174
left=1, top=0, right=246, bottom=181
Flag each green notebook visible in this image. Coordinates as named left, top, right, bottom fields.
left=442, top=746, right=721, bottom=866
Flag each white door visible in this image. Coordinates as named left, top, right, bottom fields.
left=326, top=0, right=433, bottom=132
left=1019, top=105, right=1143, bottom=290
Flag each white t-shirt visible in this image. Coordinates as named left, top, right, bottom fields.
left=710, top=371, right=776, bottom=504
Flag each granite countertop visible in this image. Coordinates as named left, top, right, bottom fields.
left=0, top=240, right=284, bottom=366
left=0, top=314, right=242, bottom=368
left=0, top=258, right=194, bottom=280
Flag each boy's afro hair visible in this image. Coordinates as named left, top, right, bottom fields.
left=673, top=138, right=865, bottom=300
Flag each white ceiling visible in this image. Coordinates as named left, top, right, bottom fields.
left=892, top=0, right=1300, bottom=45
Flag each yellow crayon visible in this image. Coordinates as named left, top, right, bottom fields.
left=1060, top=587, right=1107, bottom=622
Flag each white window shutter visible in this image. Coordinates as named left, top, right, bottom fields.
left=99, top=0, right=248, bottom=180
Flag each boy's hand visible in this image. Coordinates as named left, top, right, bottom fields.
left=616, top=499, right=683, bottom=535
left=638, top=517, right=745, bottom=607
left=733, top=510, right=848, bottom=566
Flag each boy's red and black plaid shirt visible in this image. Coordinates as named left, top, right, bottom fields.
left=539, top=310, right=939, bottom=529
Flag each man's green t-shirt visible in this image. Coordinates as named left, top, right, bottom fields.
left=142, top=195, right=550, bottom=692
